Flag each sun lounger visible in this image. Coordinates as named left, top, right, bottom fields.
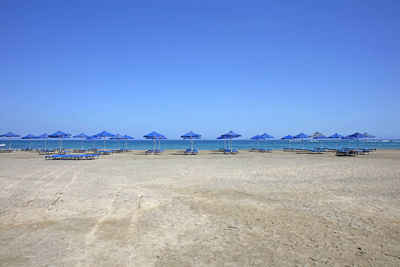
left=336, top=149, right=357, bottom=156
left=258, top=148, right=272, bottom=153
left=45, top=154, right=100, bottom=160
left=183, top=148, right=199, bottom=155
left=224, top=148, right=239, bottom=154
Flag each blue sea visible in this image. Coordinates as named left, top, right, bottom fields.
left=1, top=139, right=400, bottom=150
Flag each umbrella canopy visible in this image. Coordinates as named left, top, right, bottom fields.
left=251, top=135, right=262, bottom=149
left=21, top=134, right=37, bottom=139
left=49, top=131, right=71, bottom=138
left=94, top=131, right=115, bottom=138
left=281, top=135, right=294, bottom=149
left=344, top=132, right=367, bottom=149
left=49, top=130, right=71, bottom=150
left=144, top=131, right=166, bottom=151
left=143, top=131, right=165, bottom=139
left=221, top=131, right=241, bottom=139
left=293, top=132, right=309, bottom=139
left=121, top=135, right=134, bottom=150
left=344, top=132, right=366, bottom=139
left=293, top=133, right=309, bottom=149
left=220, top=131, right=241, bottom=151
left=259, top=133, right=274, bottom=150
left=328, top=133, right=344, bottom=149
left=0, top=131, right=20, bottom=137
left=73, top=133, right=89, bottom=138
left=329, top=133, right=344, bottom=139
left=181, top=131, right=201, bottom=151
left=181, top=131, right=201, bottom=139
left=94, top=131, right=115, bottom=149
left=260, top=133, right=274, bottom=139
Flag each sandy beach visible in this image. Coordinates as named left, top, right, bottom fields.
left=0, top=150, right=399, bottom=266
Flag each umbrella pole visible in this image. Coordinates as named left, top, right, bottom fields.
left=9, top=139, right=11, bottom=150
left=104, top=137, right=106, bottom=150
left=125, top=139, right=128, bottom=150
left=81, top=139, right=83, bottom=150
left=44, top=139, right=47, bottom=150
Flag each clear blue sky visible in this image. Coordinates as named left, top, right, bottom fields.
left=1, top=0, right=399, bottom=139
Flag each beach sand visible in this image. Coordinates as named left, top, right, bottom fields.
left=0, top=150, right=399, bottom=266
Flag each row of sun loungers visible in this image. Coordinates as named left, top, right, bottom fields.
left=0, top=149, right=14, bottom=153
left=283, top=147, right=376, bottom=156
left=258, top=148, right=272, bottom=153
left=45, top=154, right=100, bottom=160
left=37, top=149, right=57, bottom=155
left=336, top=148, right=375, bottom=156
left=145, top=149, right=164, bottom=155
left=223, top=148, right=239, bottom=154
left=250, top=148, right=273, bottom=152
left=283, top=148, right=327, bottom=153
left=0, top=148, right=23, bottom=153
